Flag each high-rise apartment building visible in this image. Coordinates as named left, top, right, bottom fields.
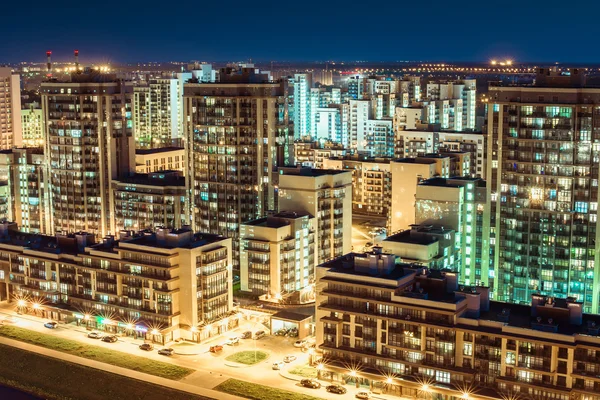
left=278, top=167, right=352, bottom=264
left=292, top=73, right=312, bottom=139
left=426, top=79, right=477, bottom=131
left=41, top=74, right=135, bottom=238
left=112, top=170, right=187, bottom=232
left=389, top=156, right=450, bottom=234
left=398, top=76, right=421, bottom=106
left=323, top=155, right=392, bottom=218
left=416, top=177, right=490, bottom=286
left=313, top=104, right=350, bottom=145
left=396, top=130, right=486, bottom=178
left=315, top=249, right=600, bottom=400
left=240, top=211, right=315, bottom=298
left=135, top=147, right=185, bottom=175
left=0, top=223, right=235, bottom=343
left=487, top=68, right=600, bottom=312
left=20, top=103, right=44, bottom=147
left=0, top=67, right=22, bottom=149
left=0, top=148, right=50, bottom=233
left=381, top=225, right=459, bottom=271
left=132, top=74, right=190, bottom=149
left=294, top=141, right=346, bottom=169
left=184, top=67, right=293, bottom=271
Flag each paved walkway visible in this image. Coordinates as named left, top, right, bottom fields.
left=0, top=336, right=243, bottom=400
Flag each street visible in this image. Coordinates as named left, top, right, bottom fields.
left=0, top=303, right=402, bottom=400
left=352, top=215, right=388, bottom=252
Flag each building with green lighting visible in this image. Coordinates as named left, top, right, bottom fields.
left=487, top=67, right=600, bottom=312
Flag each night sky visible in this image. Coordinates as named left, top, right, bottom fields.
left=2, top=0, right=599, bottom=63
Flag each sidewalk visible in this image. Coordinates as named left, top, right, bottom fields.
left=0, top=336, right=244, bottom=400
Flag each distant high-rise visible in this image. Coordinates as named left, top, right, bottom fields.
left=20, top=103, right=44, bottom=147
left=133, top=74, right=190, bottom=149
left=292, top=73, right=312, bottom=139
left=41, top=73, right=135, bottom=238
left=0, top=68, right=22, bottom=149
left=184, top=67, right=293, bottom=271
left=487, top=67, right=600, bottom=312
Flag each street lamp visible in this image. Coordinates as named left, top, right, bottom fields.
left=349, top=370, right=359, bottom=388
left=317, top=363, right=324, bottom=380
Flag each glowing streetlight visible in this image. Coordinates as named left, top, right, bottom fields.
left=32, top=303, right=40, bottom=310
left=84, top=314, right=90, bottom=320
left=386, top=377, right=393, bottom=384
left=126, top=324, right=133, bottom=330
left=191, top=326, right=197, bottom=332
left=151, top=329, right=159, bottom=335
left=422, top=384, right=430, bottom=391
left=17, top=300, right=26, bottom=307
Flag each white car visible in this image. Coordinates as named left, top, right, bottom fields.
left=356, top=392, right=371, bottom=400
left=226, top=337, right=239, bottom=345
left=293, top=339, right=307, bottom=348
left=283, top=355, right=297, bottom=363
left=272, top=361, right=285, bottom=370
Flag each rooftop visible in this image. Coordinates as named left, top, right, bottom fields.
left=279, top=167, right=348, bottom=177
left=135, top=147, right=184, bottom=155
left=384, top=229, right=439, bottom=245
left=243, top=211, right=312, bottom=228
left=115, top=171, right=185, bottom=187
left=271, top=311, right=312, bottom=322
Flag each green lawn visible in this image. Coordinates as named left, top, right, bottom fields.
left=224, top=350, right=268, bottom=365
left=0, top=343, right=211, bottom=400
left=215, top=378, right=323, bottom=400
left=288, top=364, right=317, bottom=378
left=0, top=325, right=193, bottom=380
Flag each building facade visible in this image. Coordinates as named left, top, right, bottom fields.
left=323, top=155, right=392, bottom=218
left=416, top=177, right=490, bottom=286
left=184, top=68, right=293, bottom=271
left=278, top=167, right=352, bottom=264
left=112, top=170, right=187, bottom=232
left=0, top=68, right=22, bottom=150
left=240, top=211, right=315, bottom=298
left=486, top=69, right=600, bottom=312
left=20, top=103, right=44, bottom=147
left=0, top=223, right=235, bottom=343
left=135, top=147, right=185, bottom=175
left=0, top=148, right=50, bottom=233
left=41, top=75, right=135, bottom=238
left=316, top=250, right=600, bottom=400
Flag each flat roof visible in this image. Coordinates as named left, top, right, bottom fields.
left=135, top=147, right=184, bottom=155
left=384, top=230, right=438, bottom=245
left=271, top=311, right=312, bottom=322
left=280, top=167, right=348, bottom=177
left=115, top=172, right=185, bottom=187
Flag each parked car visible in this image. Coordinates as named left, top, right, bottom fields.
left=283, top=355, right=297, bottom=363
left=293, top=339, right=307, bottom=348
left=253, top=330, right=266, bottom=339
left=87, top=331, right=101, bottom=339
left=158, top=348, right=174, bottom=356
left=365, top=242, right=373, bottom=247
left=210, top=345, right=223, bottom=353
left=356, top=392, right=371, bottom=399
left=226, top=337, right=239, bottom=345
left=44, top=321, right=58, bottom=329
left=300, top=379, right=321, bottom=389
left=101, top=335, right=118, bottom=343
left=326, top=385, right=347, bottom=394
left=272, top=361, right=285, bottom=370
left=240, top=331, right=252, bottom=339
left=139, top=343, right=154, bottom=351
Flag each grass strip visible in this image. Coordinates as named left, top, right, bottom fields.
left=215, top=378, right=323, bottom=400
left=0, top=343, right=212, bottom=400
left=0, top=325, right=193, bottom=380
left=224, top=350, right=268, bottom=365
left=288, top=364, right=317, bottom=378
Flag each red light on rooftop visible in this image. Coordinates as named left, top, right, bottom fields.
left=46, top=51, right=52, bottom=56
